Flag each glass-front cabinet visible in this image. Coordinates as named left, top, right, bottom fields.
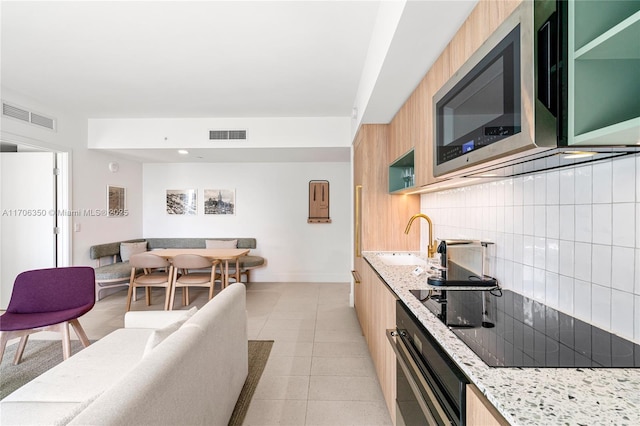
left=569, top=0, right=640, bottom=145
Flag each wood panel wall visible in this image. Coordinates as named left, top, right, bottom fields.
left=354, top=124, right=420, bottom=252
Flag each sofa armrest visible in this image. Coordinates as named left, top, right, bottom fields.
left=124, top=310, right=195, bottom=329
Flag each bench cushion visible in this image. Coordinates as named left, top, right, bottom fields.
left=94, top=262, right=133, bottom=283
left=237, top=255, right=265, bottom=269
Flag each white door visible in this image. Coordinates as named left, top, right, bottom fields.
left=0, top=152, right=57, bottom=309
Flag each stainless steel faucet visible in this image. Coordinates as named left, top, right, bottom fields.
left=404, top=213, right=437, bottom=258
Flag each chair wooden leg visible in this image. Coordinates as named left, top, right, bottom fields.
left=146, top=287, right=152, bottom=306
left=61, top=322, right=72, bottom=360
left=126, top=284, right=135, bottom=312
left=0, top=331, right=10, bottom=363
left=70, top=319, right=91, bottom=348
left=169, top=285, right=177, bottom=311
left=164, top=287, right=172, bottom=311
left=13, top=335, right=30, bottom=365
left=184, top=287, right=190, bottom=306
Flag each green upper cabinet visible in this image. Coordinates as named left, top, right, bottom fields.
left=569, top=0, right=640, bottom=145
left=389, top=150, right=415, bottom=193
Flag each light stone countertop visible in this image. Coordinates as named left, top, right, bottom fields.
left=363, top=251, right=640, bottom=426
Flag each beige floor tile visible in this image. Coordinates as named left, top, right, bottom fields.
left=263, top=318, right=316, bottom=330
left=310, top=356, right=376, bottom=377
left=312, top=340, right=369, bottom=358
left=268, top=310, right=318, bottom=320
left=308, top=376, right=385, bottom=401
left=258, top=328, right=315, bottom=342
left=243, top=399, right=308, bottom=426
left=313, top=328, right=365, bottom=343
left=305, top=400, right=392, bottom=426
left=263, top=356, right=312, bottom=376
left=253, top=375, right=310, bottom=400
left=314, top=316, right=361, bottom=332
left=270, top=341, right=314, bottom=357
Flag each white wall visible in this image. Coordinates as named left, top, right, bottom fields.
left=1, top=88, right=144, bottom=268
left=420, top=154, right=640, bottom=344
left=143, top=161, right=351, bottom=282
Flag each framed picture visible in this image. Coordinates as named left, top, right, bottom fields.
left=107, top=185, right=126, bottom=217
left=204, top=189, right=235, bottom=215
left=166, top=189, right=197, bottom=215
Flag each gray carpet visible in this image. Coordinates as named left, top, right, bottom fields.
left=1, top=338, right=274, bottom=426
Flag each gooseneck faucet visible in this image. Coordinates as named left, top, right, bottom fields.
left=404, top=213, right=438, bottom=258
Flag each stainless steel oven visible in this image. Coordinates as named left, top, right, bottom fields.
left=388, top=302, right=469, bottom=425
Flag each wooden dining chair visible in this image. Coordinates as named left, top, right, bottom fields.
left=169, top=254, right=221, bottom=310
left=126, top=253, right=174, bottom=311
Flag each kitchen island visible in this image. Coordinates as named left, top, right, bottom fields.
left=363, top=251, right=640, bottom=426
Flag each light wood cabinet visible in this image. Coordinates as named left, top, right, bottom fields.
left=353, top=124, right=419, bottom=424
left=466, top=384, right=509, bottom=426
left=357, top=260, right=397, bottom=423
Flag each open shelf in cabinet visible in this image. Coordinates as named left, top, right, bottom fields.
left=389, top=150, right=415, bottom=193
left=569, top=1, right=640, bottom=146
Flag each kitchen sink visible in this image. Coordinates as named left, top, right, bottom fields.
left=377, top=253, right=426, bottom=266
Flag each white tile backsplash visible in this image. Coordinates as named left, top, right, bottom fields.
left=612, top=156, right=636, bottom=203
left=612, top=203, right=635, bottom=247
left=592, top=204, right=612, bottom=245
left=591, top=244, right=612, bottom=287
left=611, top=246, right=635, bottom=293
left=422, top=154, right=640, bottom=344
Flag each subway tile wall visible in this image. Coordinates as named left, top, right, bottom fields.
left=421, top=154, right=640, bottom=344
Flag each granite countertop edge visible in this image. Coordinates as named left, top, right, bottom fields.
left=363, top=251, right=640, bottom=426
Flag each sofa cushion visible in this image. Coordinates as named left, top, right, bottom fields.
left=205, top=239, right=237, bottom=249
left=1, top=328, right=153, bottom=425
left=143, top=307, right=197, bottom=356
left=120, top=241, right=147, bottom=262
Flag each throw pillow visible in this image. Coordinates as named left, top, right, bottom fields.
left=120, top=241, right=147, bottom=262
left=205, top=239, right=238, bottom=249
left=143, top=307, right=198, bottom=356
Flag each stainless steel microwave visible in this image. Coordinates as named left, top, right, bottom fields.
left=433, top=1, right=552, bottom=177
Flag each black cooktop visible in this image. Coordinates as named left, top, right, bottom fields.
left=410, top=288, right=640, bottom=368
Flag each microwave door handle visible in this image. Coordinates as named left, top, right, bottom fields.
left=537, top=13, right=558, bottom=116
left=538, top=20, right=552, bottom=111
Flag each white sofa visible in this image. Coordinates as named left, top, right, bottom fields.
left=0, top=283, right=248, bottom=426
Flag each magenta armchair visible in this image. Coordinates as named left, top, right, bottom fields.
left=0, top=267, right=95, bottom=365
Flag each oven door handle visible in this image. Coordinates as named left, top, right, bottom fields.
left=387, top=329, right=451, bottom=426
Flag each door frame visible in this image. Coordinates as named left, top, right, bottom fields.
left=1, top=130, right=72, bottom=267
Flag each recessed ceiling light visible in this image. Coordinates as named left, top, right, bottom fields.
left=563, top=151, right=596, bottom=159
left=178, top=149, right=189, bottom=155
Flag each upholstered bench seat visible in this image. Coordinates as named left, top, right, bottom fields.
left=94, top=261, right=133, bottom=282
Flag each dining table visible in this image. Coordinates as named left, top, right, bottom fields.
left=151, top=248, right=249, bottom=288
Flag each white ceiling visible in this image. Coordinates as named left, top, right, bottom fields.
left=1, top=0, right=478, bottom=162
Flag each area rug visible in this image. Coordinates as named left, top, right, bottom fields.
left=1, top=339, right=274, bottom=425
left=228, top=340, right=274, bottom=426
left=0, top=339, right=89, bottom=400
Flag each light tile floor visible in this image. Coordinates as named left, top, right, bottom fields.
left=25, top=282, right=393, bottom=426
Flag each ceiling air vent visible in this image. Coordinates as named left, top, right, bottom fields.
left=2, top=101, right=56, bottom=131
left=30, top=113, right=55, bottom=130
left=209, top=129, right=247, bottom=141
left=2, top=103, right=30, bottom=122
